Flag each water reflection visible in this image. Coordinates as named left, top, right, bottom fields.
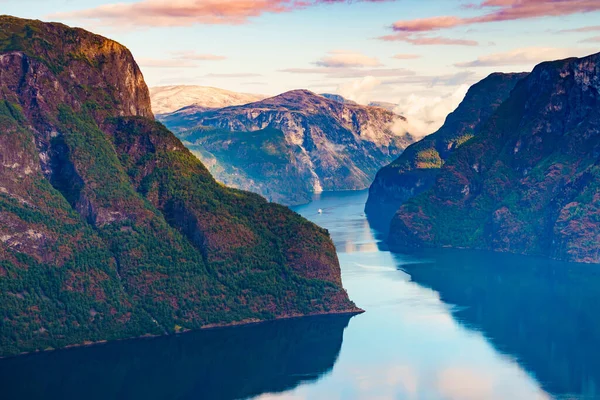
left=399, top=249, right=600, bottom=399
left=0, top=315, right=352, bottom=400
left=1, top=190, right=597, bottom=400
left=289, top=191, right=550, bottom=400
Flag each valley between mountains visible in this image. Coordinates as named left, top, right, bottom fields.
left=1, top=13, right=600, bottom=362
left=156, top=88, right=414, bottom=205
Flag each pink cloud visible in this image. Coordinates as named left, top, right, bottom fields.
left=454, top=47, right=597, bottom=67
left=391, top=0, right=600, bottom=32
left=138, top=58, right=199, bottom=68
left=171, top=51, right=227, bottom=61
left=559, top=25, right=600, bottom=33
left=392, top=53, right=422, bottom=59
left=204, top=73, right=263, bottom=78
left=392, top=16, right=464, bottom=32
left=580, top=36, right=600, bottom=43
left=315, top=50, right=381, bottom=68
left=279, top=67, right=415, bottom=78
left=379, top=33, right=478, bottom=46
left=137, top=51, right=226, bottom=68
left=49, top=0, right=396, bottom=27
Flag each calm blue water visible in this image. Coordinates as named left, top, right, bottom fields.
left=1, top=190, right=599, bottom=399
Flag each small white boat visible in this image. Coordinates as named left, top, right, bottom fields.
left=318, top=209, right=323, bottom=214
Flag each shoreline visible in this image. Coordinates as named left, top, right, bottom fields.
left=0, top=307, right=364, bottom=360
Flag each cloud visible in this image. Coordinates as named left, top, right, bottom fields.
left=336, top=76, right=382, bottom=104
left=378, top=33, right=478, bottom=46
left=454, top=47, right=597, bottom=67
left=315, top=50, right=381, bottom=68
left=558, top=25, right=600, bottom=33
left=138, top=58, right=198, bottom=68
left=49, top=0, right=396, bottom=27
left=171, top=51, right=226, bottom=61
left=204, top=73, right=263, bottom=78
left=137, top=51, right=226, bottom=68
left=392, top=53, right=422, bottom=60
left=392, top=16, right=464, bottom=32
left=436, top=367, right=495, bottom=400
left=280, top=67, right=415, bottom=78
left=383, top=71, right=478, bottom=87
left=580, top=36, right=600, bottom=43
left=390, top=0, right=600, bottom=33
left=391, top=85, right=469, bottom=138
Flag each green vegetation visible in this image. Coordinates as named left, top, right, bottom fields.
left=415, top=149, right=442, bottom=169
left=0, top=16, right=357, bottom=357
left=389, top=54, right=600, bottom=263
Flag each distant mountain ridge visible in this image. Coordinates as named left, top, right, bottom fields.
left=159, top=89, right=414, bottom=205
left=150, top=85, right=266, bottom=114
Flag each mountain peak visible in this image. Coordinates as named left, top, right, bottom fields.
left=0, top=15, right=153, bottom=120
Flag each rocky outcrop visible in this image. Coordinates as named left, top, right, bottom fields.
left=160, top=90, right=414, bottom=205
left=365, top=72, right=526, bottom=231
left=389, top=52, right=600, bottom=264
left=319, top=93, right=357, bottom=105
left=0, top=16, right=359, bottom=357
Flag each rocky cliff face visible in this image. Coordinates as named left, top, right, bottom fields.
left=0, top=16, right=359, bottom=357
left=365, top=72, right=526, bottom=231
left=160, top=90, right=414, bottom=205
left=389, top=52, right=600, bottom=264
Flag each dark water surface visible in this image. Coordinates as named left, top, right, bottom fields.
left=1, top=190, right=599, bottom=399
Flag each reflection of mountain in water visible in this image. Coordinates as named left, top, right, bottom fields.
left=0, top=314, right=352, bottom=400
left=397, top=250, right=600, bottom=399
left=364, top=200, right=399, bottom=238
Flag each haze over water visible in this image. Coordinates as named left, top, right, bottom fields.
left=2, top=190, right=599, bottom=399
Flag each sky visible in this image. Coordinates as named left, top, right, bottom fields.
left=3, top=0, right=600, bottom=135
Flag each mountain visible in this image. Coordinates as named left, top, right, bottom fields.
left=389, top=52, right=600, bottom=264
left=319, top=93, right=357, bottom=105
left=320, top=95, right=398, bottom=113
left=0, top=16, right=359, bottom=357
left=159, top=90, right=414, bottom=205
left=365, top=72, right=526, bottom=230
left=149, top=85, right=266, bottom=115
left=368, top=101, right=399, bottom=113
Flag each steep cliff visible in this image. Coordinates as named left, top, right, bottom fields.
left=0, top=16, right=359, bottom=357
left=159, top=90, right=413, bottom=205
left=389, top=52, right=600, bottom=264
left=365, top=73, right=526, bottom=231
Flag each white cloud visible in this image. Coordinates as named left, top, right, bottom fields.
left=336, top=76, right=382, bottom=104
left=392, top=85, right=469, bottom=138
